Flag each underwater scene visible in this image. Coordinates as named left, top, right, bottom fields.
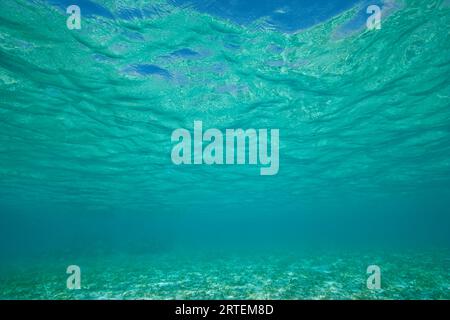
left=0, top=0, right=450, bottom=300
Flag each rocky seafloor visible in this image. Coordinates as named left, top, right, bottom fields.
left=1, top=250, right=449, bottom=299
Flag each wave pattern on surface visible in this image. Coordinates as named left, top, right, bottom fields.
left=0, top=0, right=449, bottom=215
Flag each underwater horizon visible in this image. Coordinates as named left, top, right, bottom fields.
left=1, top=0, right=450, bottom=299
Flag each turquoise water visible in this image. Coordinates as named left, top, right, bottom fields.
left=1, top=0, right=450, bottom=299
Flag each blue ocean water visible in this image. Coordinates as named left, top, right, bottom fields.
left=0, top=0, right=450, bottom=299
